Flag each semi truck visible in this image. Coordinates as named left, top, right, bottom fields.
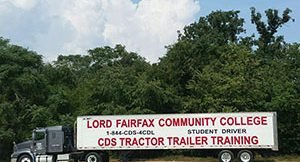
left=11, top=112, right=278, bottom=162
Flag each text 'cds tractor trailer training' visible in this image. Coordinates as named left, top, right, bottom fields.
left=11, top=112, right=278, bottom=162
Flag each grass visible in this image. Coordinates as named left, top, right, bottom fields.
left=110, top=156, right=216, bottom=162
left=1, top=155, right=299, bottom=162
left=255, top=155, right=300, bottom=162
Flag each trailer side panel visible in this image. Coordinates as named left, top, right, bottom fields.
left=76, top=112, right=277, bottom=150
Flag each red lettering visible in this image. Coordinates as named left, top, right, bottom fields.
left=252, top=136, right=259, bottom=144
left=87, top=120, right=92, bottom=128
left=87, top=120, right=112, bottom=128
left=261, top=116, right=267, bottom=125
left=240, top=117, right=247, bottom=125
left=220, top=116, right=269, bottom=126
left=98, top=138, right=104, bottom=146
left=116, top=119, right=155, bottom=128
left=98, top=138, right=116, bottom=146
left=158, top=137, right=164, bottom=146
left=126, top=138, right=131, bottom=145
left=167, top=137, right=208, bottom=145
left=217, top=136, right=223, bottom=144
left=220, top=117, right=226, bottom=126
left=148, top=119, right=155, bottom=127
left=131, top=119, right=137, bottom=127
left=253, top=116, right=260, bottom=125
left=121, top=120, right=127, bottom=127
left=247, top=116, right=253, bottom=125
left=92, top=120, right=99, bottom=128
left=140, top=119, right=145, bottom=127
left=211, top=136, right=259, bottom=145
left=165, top=118, right=172, bottom=127
left=132, top=138, right=138, bottom=146
left=120, top=138, right=125, bottom=146
left=119, top=137, right=164, bottom=146
left=116, top=119, right=121, bottom=127
left=158, top=118, right=164, bottom=127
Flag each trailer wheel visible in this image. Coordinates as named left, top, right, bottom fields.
left=85, top=152, right=102, bottom=162
left=18, top=155, right=32, bottom=162
left=237, top=150, right=254, bottom=162
left=218, top=150, right=234, bottom=162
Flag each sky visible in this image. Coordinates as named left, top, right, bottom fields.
left=0, top=0, right=299, bottom=63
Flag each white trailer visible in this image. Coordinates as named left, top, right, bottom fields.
left=11, top=112, right=278, bottom=162
left=77, top=112, right=278, bottom=162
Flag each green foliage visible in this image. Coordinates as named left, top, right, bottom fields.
left=251, top=7, right=294, bottom=58
left=0, top=38, right=50, bottom=159
left=0, top=7, right=300, bottom=160
left=186, top=45, right=260, bottom=113
left=159, top=10, right=245, bottom=96
left=157, top=8, right=299, bottom=154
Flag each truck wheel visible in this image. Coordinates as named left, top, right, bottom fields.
left=218, top=150, right=234, bottom=162
left=18, top=155, right=32, bottom=162
left=86, top=152, right=102, bottom=162
left=237, top=150, right=254, bottom=162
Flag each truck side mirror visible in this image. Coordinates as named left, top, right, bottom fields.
left=13, top=141, right=17, bottom=151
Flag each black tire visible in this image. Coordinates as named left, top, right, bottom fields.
left=18, top=155, right=32, bottom=162
left=237, top=150, right=254, bottom=162
left=218, top=150, right=234, bottom=162
left=85, top=152, right=102, bottom=162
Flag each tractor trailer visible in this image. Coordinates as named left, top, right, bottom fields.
left=11, top=112, right=278, bottom=162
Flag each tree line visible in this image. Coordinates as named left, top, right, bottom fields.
left=0, top=8, right=299, bottom=160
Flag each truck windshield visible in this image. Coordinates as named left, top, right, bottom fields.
left=33, top=131, right=45, bottom=140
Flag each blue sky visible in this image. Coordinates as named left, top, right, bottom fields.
left=0, top=0, right=299, bottom=63
left=199, top=0, right=300, bottom=43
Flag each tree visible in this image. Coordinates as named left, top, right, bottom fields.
left=0, top=7, right=299, bottom=159
left=251, top=7, right=294, bottom=58
left=186, top=45, right=261, bottom=113
left=158, top=10, right=245, bottom=96
left=72, top=45, right=154, bottom=115
left=156, top=8, right=299, bottom=153
left=0, top=37, right=49, bottom=159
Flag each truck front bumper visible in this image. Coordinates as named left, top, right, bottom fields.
left=11, top=158, right=17, bottom=162
left=11, top=152, right=18, bottom=162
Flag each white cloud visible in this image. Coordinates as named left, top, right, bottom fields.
left=0, top=0, right=200, bottom=63
left=10, top=0, right=37, bottom=10
left=103, top=0, right=200, bottom=62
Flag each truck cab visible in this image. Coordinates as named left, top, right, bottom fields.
left=11, top=126, right=74, bottom=162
